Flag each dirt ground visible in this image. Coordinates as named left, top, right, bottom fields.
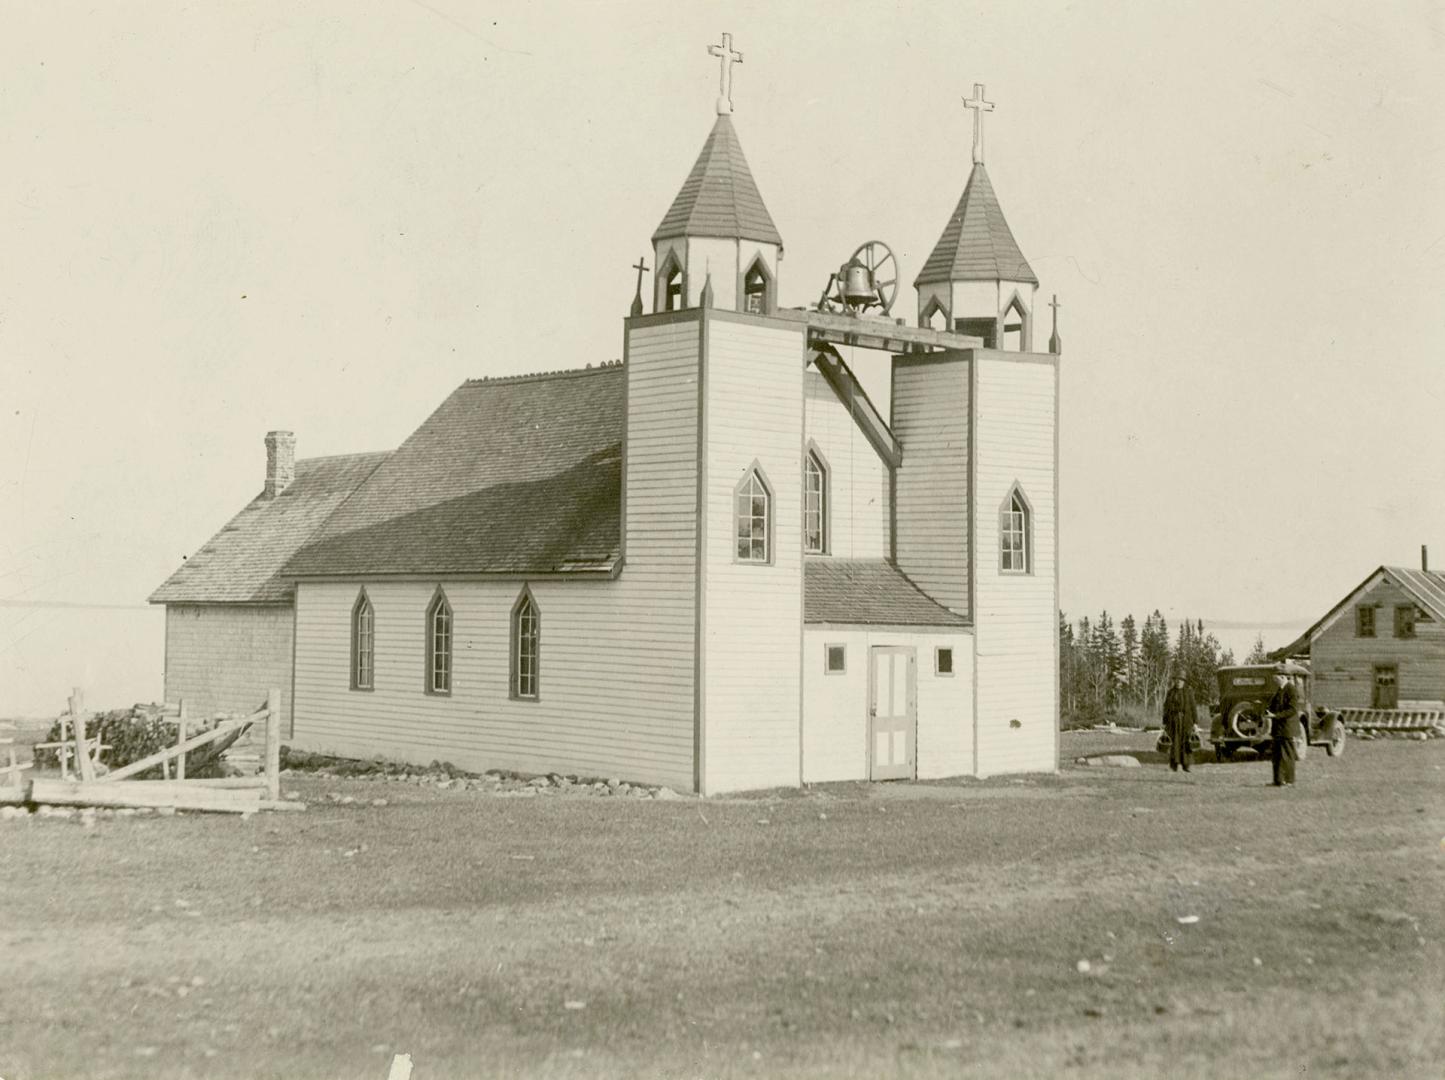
left=1, top=732, right=1440, bottom=1079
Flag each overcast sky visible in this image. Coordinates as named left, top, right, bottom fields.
left=2, top=1, right=1442, bottom=715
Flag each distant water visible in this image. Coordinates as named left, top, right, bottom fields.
left=0, top=605, right=165, bottom=718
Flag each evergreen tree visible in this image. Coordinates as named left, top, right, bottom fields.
left=1120, top=614, right=1139, bottom=705
left=1245, top=633, right=1270, bottom=664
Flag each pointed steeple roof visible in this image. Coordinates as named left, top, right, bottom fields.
left=914, top=162, right=1037, bottom=287
left=652, top=114, right=782, bottom=248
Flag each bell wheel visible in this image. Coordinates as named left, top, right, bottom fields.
left=850, top=241, right=898, bottom=315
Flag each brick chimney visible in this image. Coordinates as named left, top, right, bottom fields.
left=264, top=431, right=296, bottom=498
left=1424, top=545, right=1430, bottom=573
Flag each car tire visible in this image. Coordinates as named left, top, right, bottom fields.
left=1326, top=723, right=1346, bottom=758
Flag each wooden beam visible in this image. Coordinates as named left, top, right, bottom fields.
left=72, top=688, right=96, bottom=783
left=30, top=778, right=263, bottom=814
left=265, top=688, right=282, bottom=802
left=176, top=698, right=189, bottom=782
left=97, top=721, right=248, bottom=783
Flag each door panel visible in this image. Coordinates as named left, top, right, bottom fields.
left=869, top=647, right=916, bottom=781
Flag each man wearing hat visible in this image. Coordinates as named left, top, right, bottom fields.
left=1266, top=671, right=1304, bottom=786
left=1161, top=671, right=1198, bottom=773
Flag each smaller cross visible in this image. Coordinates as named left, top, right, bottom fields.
left=709, top=32, right=743, bottom=115
left=963, top=82, right=995, bottom=164
left=1048, top=293, right=1062, bottom=355
left=630, top=256, right=650, bottom=317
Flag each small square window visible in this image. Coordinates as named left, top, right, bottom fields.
left=825, top=644, right=846, bottom=675
left=935, top=647, right=954, bottom=676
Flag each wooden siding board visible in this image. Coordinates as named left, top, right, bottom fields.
left=291, top=321, right=701, bottom=790
left=891, top=357, right=970, bottom=616
left=701, top=319, right=805, bottom=794
left=1310, top=577, right=1445, bottom=708
left=972, top=355, right=1059, bottom=776
left=163, top=605, right=294, bottom=730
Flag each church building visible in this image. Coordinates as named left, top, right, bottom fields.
left=151, top=41, right=1062, bottom=795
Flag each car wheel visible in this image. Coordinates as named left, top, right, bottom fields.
left=1327, top=723, right=1346, bottom=758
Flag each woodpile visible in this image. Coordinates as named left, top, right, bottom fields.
left=0, top=687, right=302, bottom=816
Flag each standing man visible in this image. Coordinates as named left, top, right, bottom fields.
left=1266, top=671, right=1303, bottom=787
left=1162, top=672, right=1198, bottom=773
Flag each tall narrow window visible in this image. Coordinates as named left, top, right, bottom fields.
left=1000, top=486, right=1031, bottom=574
left=1002, top=294, right=1028, bottom=352
left=1356, top=605, right=1375, bottom=638
left=743, top=260, right=769, bottom=314
left=351, top=590, right=374, bottom=691
left=426, top=589, right=452, bottom=695
left=735, top=466, right=772, bottom=564
left=511, top=589, right=539, bottom=701
left=804, top=449, right=827, bottom=554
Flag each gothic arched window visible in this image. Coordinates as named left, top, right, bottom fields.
left=1000, top=485, right=1032, bottom=574
left=511, top=588, right=540, bottom=701
left=803, top=448, right=828, bottom=554
left=351, top=589, right=374, bottom=691
left=743, top=258, right=770, bottom=314
left=425, top=588, right=453, bottom=695
left=734, top=465, right=772, bottom=564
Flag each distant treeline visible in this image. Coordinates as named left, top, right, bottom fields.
left=1059, top=610, right=1269, bottom=728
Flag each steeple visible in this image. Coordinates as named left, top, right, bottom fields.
left=914, top=84, right=1039, bottom=350
left=649, top=33, right=783, bottom=315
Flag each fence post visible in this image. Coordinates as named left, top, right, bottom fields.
left=72, top=687, right=96, bottom=783
left=176, top=698, right=189, bottom=782
left=265, top=688, right=282, bottom=801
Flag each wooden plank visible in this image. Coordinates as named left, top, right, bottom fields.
left=176, top=698, right=189, bottom=782
left=0, top=784, right=27, bottom=805
left=265, top=688, right=282, bottom=801
left=98, top=721, right=248, bottom=783
left=29, top=778, right=263, bottom=814
left=120, top=778, right=267, bottom=791
left=72, top=689, right=96, bottom=783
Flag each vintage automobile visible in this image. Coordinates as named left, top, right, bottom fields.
left=1210, top=662, right=1346, bottom=762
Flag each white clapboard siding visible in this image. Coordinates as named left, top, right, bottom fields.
left=801, top=628, right=974, bottom=783
left=292, top=320, right=701, bottom=790
left=1311, top=576, right=1445, bottom=708
left=803, top=371, right=889, bottom=560
left=972, top=353, right=1058, bottom=776
left=164, top=605, right=293, bottom=730
left=891, top=356, right=970, bottom=615
left=701, top=316, right=805, bottom=794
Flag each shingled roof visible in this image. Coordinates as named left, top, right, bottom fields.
left=652, top=114, right=783, bottom=247
left=283, top=366, right=625, bottom=579
left=914, top=162, right=1038, bottom=287
left=149, top=451, right=390, bottom=604
left=805, top=560, right=969, bottom=627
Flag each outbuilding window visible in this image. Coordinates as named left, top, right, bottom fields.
left=1000, top=485, right=1032, bottom=574
left=825, top=644, right=846, bottom=674
left=935, top=647, right=954, bottom=676
left=1394, top=604, right=1416, bottom=639
left=351, top=590, right=374, bottom=691
left=511, top=588, right=540, bottom=700
left=1356, top=605, right=1375, bottom=638
left=426, top=588, right=452, bottom=695
left=735, top=465, right=772, bottom=564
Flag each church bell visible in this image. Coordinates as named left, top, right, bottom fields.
left=840, top=259, right=875, bottom=308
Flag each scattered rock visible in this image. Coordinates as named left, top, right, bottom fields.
left=1083, top=755, right=1141, bottom=768
left=1076, top=959, right=1091, bottom=974
left=1252, top=957, right=1263, bottom=967
left=563, top=1000, right=587, bottom=1011
left=371, top=798, right=388, bottom=808
left=1177, top=915, right=1200, bottom=925
left=654, top=787, right=682, bottom=800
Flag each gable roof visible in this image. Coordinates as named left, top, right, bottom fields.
left=914, top=162, right=1038, bottom=287
left=283, top=366, right=625, bottom=579
left=1270, top=565, right=1445, bottom=659
left=149, top=451, right=390, bottom=605
left=652, top=114, right=783, bottom=248
left=805, top=560, right=970, bottom=627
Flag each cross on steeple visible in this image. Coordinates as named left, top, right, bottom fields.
left=1048, top=293, right=1062, bottom=354
left=630, top=256, right=650, bottom=317
left=963, top=82, right=995, bottom=165
left=709, top=32, right=743, bottom=115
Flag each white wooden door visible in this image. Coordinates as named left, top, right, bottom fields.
left=869, top=646, right=916, bottom=781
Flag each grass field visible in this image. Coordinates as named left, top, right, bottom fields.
left=2, top=732, right=1441, bottom=1079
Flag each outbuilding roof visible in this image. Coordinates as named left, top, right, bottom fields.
left=804, top=560, right=970, bottom=627
left=914, top=162, right=1037, bottom=287
left=1270, top=564, right=1445, bottom=659
left=283, top=366, right=625, bottom=579
left=149, top=451, right=390, bottom=604
left=652, top=114, right=783, bottom=248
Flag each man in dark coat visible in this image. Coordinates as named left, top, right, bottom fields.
left=1162, top=673, right=1198, bottom=772
left=1266, top=673, right=1303, bottom=786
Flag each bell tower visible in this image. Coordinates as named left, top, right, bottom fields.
left=651, top=33, right=783, bottom=315
left=914, top=84, right=1038, bottom=350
